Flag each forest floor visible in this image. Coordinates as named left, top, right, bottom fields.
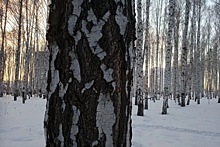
left=132, top=96, right=220, bottom=147
left=0, top=95, right=220, bottom=147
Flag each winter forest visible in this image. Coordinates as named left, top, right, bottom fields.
left=0, top=0, right=220, bottom=147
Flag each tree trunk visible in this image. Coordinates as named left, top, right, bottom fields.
left=44, top=0, right=134, bottom=146
left=23, top=0, right=30, bottom=102
left=0, top=0, right=9, bottom=97
left=162, top=0, right=174, bottom=115
left=188, top=0, right=196, bottom=105
left=14, top=0, right=23, bottom=101
left=173, top=1, right=180, bottom=104
left=180, top=0, right=190, bottom=107
left=136, top=0, right=144, bottom=116
left=196, top=0, right=201, bottom=104
left=144, top=0, right=150, bottom=110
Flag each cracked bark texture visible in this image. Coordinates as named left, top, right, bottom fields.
left=44, top=0, right=134, bottom=146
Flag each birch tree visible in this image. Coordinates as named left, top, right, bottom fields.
left=136, top=0, right=144, bottom=116
left=187, top=0, right=196, bottom=105
left=195, top=0, right=201, bottom=104
left=14, top=0, right=23, bottom=101
left=162, top=0, right=174, bottom=114
left=180, top=0, right=190, bottom=107
left=144, top=0, right=150, bottom=110
left=44, top=0, right=134, bottom=146
left=173, top=0, right=180, bottom=104
left=0, top=0, right=9, bottom=97
left=22, top=0, right=30, bottom=102
left=154, top=0, right=163, bottom=99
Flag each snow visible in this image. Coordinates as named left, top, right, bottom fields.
left=0, top=96, right=46, bottom=147
left=1, top=95, right=220, bottom=147
left=132, top=97, right=220, bottom=147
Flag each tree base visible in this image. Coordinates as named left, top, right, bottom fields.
left=187, top=98, right=190, bottom=105
left=161, top=109, right=167, bottom=115
left=137, top=102, right=144, bottom=116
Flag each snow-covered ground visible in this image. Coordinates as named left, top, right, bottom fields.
left=0, top=96, right=46, bottom=147
left=132, top=97, right=220, bottom=147
left=0, top=95, right=220, bottom=147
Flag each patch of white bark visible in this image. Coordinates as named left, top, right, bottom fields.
left=48, top=44, right=59, bottom=98
left=100, top=64, right=113, bottom=82
left=58, top=124, right=64, bottom=147
left=81, top=80, right=94, bottom=93
left=96, top=93, right=115, bottom=146
left=69, top=51, right=81, bottom=82
left=71, top=105, right=80, bottom=146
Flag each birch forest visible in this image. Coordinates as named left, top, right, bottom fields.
left=0, top=0, right=220, bottom=146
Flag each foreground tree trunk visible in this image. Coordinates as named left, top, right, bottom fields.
left=162, top=0, right=174, bottom=114
left=44, top=0, right=134, bottom=146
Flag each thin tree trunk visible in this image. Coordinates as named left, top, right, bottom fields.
left=162, top=0, right=174, bottom=115
left=173, top=1, right=180, bottom=104
left=23, top=0, right=30, bottom=103
left=187, top=0, right=196, bottom=105
left=180, top=0, right=190, bottom=107
left=136, top=0, right=144, bottom=116
left=0, top=0, right=9, bottom=97
left=196, top=0, right=201, bottom=104
left=144, top=0, right=150, bottom=110
left=218, top=55, right=220, bottom=103
left=14, top=0, right=23, bottom=101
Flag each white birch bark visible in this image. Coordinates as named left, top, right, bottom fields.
left=180, top=0, right=190, bottom=107
left=136, top=0, right=144, bottom=116
left=196, top=0, right=201, bottom=104
left=173, top=1, right=180, bottom=104
left=188, top=0, right=196, bottom=105
left=144, top=0, right=150, bottom=110
left=162, top=0, right=174, bottom=114
left=155, top=0, right=162, bottom=98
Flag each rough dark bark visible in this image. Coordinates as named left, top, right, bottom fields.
left=44, top=0, right=134, bottom=146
